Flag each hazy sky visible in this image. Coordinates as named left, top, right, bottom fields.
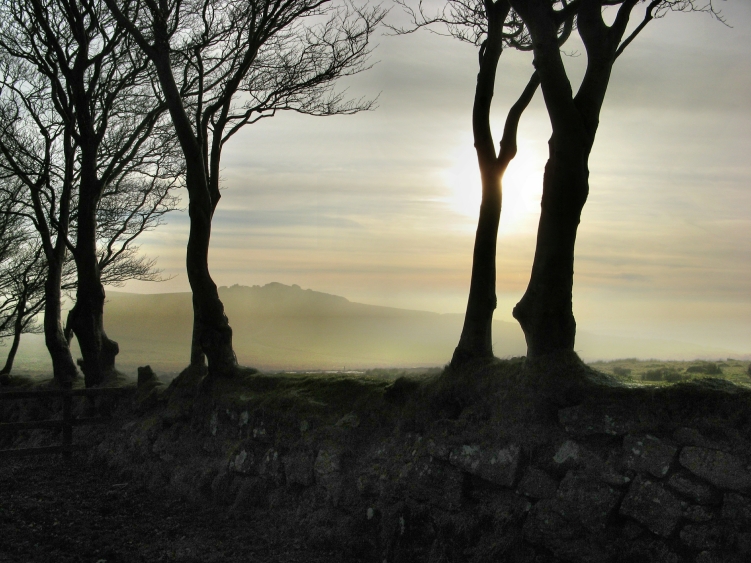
left=124, top=1, right=751, bottom=354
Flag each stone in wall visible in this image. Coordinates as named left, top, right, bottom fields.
left=679, top=523, right=726, bottom=551
left=682, top=505, right=715, bottom=523
left=721, top=492, right=751, bottom=520
left=619, top=476, right=682, bottom=537
left=551, top=440, right=630, bottom=487
left=622, top=434, right=677, bottom=478
left=406, top=458, right=464, bottom=511
left=258, top=448, right=283, bottom=484
left=558, top=403, right=638, bottom=436
left=555, top=470, right=621, bottom=533
left=667, top=471, right=720, bottom=505
left=552, top=440, right=590, bottom=468
left=448, top=443, right=520, bottom=487
left=673, top=427, right=727, bottom=451
left=283, top=449, right=315, bottom=487
left=517, top=467, right=558, bottom=499
left=314, top=447, right=343, bottom=506
left=679, top=447, right=751, bottom=492
left=523, top=499, right=610, bottom=563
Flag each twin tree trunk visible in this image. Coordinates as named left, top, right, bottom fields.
left=66, top=155, right=119, bottom=387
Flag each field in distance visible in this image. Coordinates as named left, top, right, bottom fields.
left=590, top=358, right=751, bottom=387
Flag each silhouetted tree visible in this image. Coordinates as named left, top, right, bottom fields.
left=0, top=184, right=43, bottom=383
left=0, top=56, right=79, bottom=383
left=0, top=173, right=174, bottom=384
left=392, top=0, right=571, bottom=366
left=506, top=0, right=720, bottom=359
left=0, top=244, right=46, bottom=383
left=104, top=0, right=385, bottom=378
left=0, top=0, right=180, bottom=385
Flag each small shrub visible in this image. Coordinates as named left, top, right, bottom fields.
left=613, top=367, right=632, bottom=377
left=663, top=371, right=689, bottom=383
left=686, top=362, right=723, bottom=375
left=641, top=367, right=685, bottom=382
left=641, top=369, right=664, bottom=382
left=747, top=364, right=751, bottom=377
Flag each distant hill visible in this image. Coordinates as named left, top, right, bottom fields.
left=2, top=282, right=746, bottom=378
left=102, top=282, right=528, bottom=374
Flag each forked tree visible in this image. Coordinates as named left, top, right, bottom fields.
left=505, top=0, right=721, bottom=359
left=104, top=0, right=385, bottom=378
left=401, top=0, right=719, bottom=364
left=393, top=0, right=571, bottom=366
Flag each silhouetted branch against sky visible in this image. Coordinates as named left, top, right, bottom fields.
left=102, top=0, right=385, bottom=376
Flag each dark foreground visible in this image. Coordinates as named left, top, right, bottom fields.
left=4, top=359, right=751, bottom=563
left=0, top=456, right=339, bottom=563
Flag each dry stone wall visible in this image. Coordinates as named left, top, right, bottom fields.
left=5, top=371, right=751, bottom=563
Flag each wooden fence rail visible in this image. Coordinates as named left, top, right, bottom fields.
left=0, top=383, right=130, bottom=459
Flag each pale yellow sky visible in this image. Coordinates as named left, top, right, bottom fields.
left=123, top=2, right=751, bottom=354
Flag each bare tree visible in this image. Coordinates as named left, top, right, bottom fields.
left=104, top=0, right=385, bottom=379
left=0, top=0, right=180, bottom=386
left=0, top=184, right=43, bottom=382
left=392, top=0, right=571, bottom=366
left=0, top=243, right=46, bottom=384
left=504, top=0, right=721, bottom=360
left=0, top=54, right=79, bottom=384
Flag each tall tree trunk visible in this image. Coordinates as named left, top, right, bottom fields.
left=150, top=48, right=237, bottom=379
left=68, top=168, right=119, bottom=387
left=190, top=302, right=207, bottom=368
left=450, top=13, right=540, bottom=366
left=0, top=292, right=26, bottom=377
left=452, top=171, right=502, bottom=365
left=186, top=194, right=236, bottom=376
left=507, top=0, right=633, bottom=360
left=512, top=134, right=589, bottom=357
left=44, top=256, right=78, bottom=384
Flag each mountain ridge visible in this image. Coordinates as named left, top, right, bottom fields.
left=2, top=282, right=747, bottom=377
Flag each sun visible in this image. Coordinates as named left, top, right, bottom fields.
left=442, top=135, right=545, bottom=235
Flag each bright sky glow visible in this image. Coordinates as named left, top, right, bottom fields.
left=441, top=133, right=545, bottom=235
left=121, top=1, right=751, bottom=356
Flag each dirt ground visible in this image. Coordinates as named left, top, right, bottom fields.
left=0, top=455, right=345, bottom=563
